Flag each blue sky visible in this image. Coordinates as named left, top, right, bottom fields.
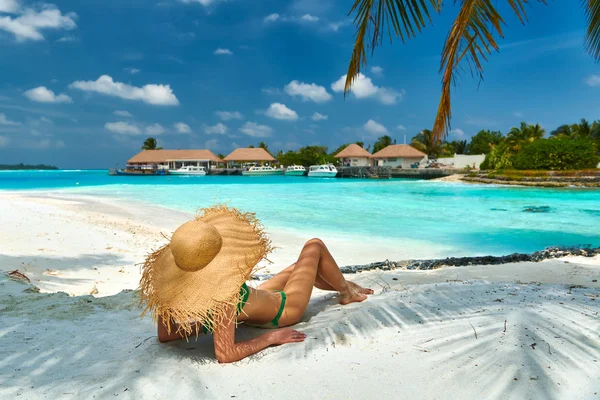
left=0, top=0, right=598, bottom=168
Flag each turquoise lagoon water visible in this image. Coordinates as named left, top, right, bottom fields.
left=1, top=170, right=599, bottom=258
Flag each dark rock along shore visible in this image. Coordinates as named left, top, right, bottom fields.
left=252, top=246, right=600, bottom=280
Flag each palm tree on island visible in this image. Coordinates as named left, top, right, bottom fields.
left=506, top=122, right=545, bottom=152
left=142, top=137, right=162, bottom=151
left=372, top=135, right=395, bottom=153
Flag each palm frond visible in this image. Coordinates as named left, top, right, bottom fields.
left=584, top=0, right=600, bottom=61
left=432, top=0, right=506, bottom=143
left=344, top=0, right=442, bottom=94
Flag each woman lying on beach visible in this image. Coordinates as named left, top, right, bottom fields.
left=139, top=205, right=373, bottom=364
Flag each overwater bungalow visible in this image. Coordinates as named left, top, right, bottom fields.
left=335, top=144, right=373, bottom=167
left=127, top=149, right=222, bottom=172
left=371, top=144, right=427, bottom=168
left=223, top=148, right=276, bottom=168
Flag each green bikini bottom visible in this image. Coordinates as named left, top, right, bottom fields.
left=246, top=290, right=287, bottom=329
left=201, top=284, right=287, bottom=333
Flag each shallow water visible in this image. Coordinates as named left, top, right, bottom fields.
left=2, top=170, right=599, bottom=258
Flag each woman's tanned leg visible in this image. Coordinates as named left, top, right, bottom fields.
left=315, top=240, right=374, bottom=296
left=258, top=263, right=339, bottom=292
left=281, top=239, right=371, bottom=325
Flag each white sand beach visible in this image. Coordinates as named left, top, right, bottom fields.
left=1, top=193, right=599, bottom=399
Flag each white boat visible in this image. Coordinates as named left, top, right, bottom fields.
left=169, top=166, right=207, bottom=176
left=242, top=166, right=283, bottom=176
left=284, top=165, right=306, bottom=176
left=308, top=164, right=338, bottom=178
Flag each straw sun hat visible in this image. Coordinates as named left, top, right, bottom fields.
left=139, top=204, right=272, bottom=337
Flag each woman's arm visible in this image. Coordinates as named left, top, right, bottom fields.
left=213, top=306, right=306, bottom=363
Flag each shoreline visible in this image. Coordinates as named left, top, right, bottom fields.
left=461, top=171, right=600, bottom=188
left=0, top=190, right=462, bottom=296
left=252, top=245, right=600, bottom=279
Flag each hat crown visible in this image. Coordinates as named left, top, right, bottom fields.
left=170, top=220, right=223, bottom=272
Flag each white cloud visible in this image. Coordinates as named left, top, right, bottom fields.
left=113, top=110, right=132, bottom=117
left=24, top=86, right=72, bottom=103
left=204, top=138, right=219, bottom=150
left=264, top=13, right=279, bottom=23
left=0, top=135, right=9, bottom=147
left=105, top=121, right=141, bottom=135
left=0, top=112, right=19, bottom=125
left=513, top=111, right=524, bottom=118
left=28, top=116, right=52, bottom=127
left=364, top=119, right=388, bottom=135
left=450, top=128, right=465, bottom=137
left=69, top=75, right=179, bottom=106
left=331, top=73, right=403, bottom=105
left=214, top=48, right=233, bottom=55
left=300, top=14, right=319, bottom=22
left=397, top=124, right=406, bottom=131
left=125, top=67, right=140, bottom=75
left=239, top=122, right=273, bottom=138
left=585, top=75, right=600, bottom=87
left=179, top=0, right=216, bottom=6
left=327, top=20, right=350, bottom=32
left=0, top=0, right=19, bottom=13
left=284, top=80, right=332, bottom=103
left=311, top=112, right=328, bottom=121
left=204, top=122, right=228, bottom=135
left=265, top=103, right=298, bottom=121
left=216, top=111, right=243, bottom=121
left=371, top=66, right=383, bottom=76
left=0, top=4, right=77, bottom=42
left=146, top=123, right=165, bottom=135
left=56, top=35, right=77, bottom=43
left=174, top=122, right=191, bottom=134
left=262, top=87, right=282, bottom=95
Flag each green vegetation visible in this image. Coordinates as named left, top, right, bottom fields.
left=0, top=163, right=58, bottom=170
left=480, top=119, right=600, bottom=171
left=372, top=135, right=395, bottom=153
left=467, top=130, right=504, bottom=155
left=276, top=146, right=334, bottom=167
left=513, top=138, right=599, bottom=171
left=142, top=137, right=162, bottom=150
left=411, top=128, right=468, bottom=157
left=464, top=169, right=600, bottom=187
left=343, top=1, right=600, bottom=143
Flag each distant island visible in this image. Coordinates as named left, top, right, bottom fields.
left=0, top=163, right=58, bottom=170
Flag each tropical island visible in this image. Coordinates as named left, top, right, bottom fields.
left=0, top=163, right=58, bottom=170
left=131, top=117, right=600, bottom=186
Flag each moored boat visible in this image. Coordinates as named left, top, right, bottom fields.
left=284, top=165, right=306, bottom=176
left=169, top=166, right=207, bottom=176
left=308, top=164, right=338, bottom=178
left=242, top=166, right=283, bottom=176
left=114, top=165, right=168, bottom=176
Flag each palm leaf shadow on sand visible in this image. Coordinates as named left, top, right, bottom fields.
left=257, top=280, right=600, bottom=400
left=2, top=269, right=598, bottom=399
left=0, top=274, right=208, bottom=398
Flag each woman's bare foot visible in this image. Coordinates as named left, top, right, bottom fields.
left=348, top=281, right=374, bottom=295
left=339, top=285, right=369, bottom=305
